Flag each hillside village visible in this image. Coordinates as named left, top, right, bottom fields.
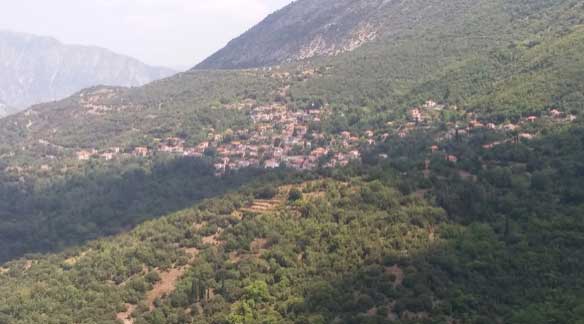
left=75, top=99, right=367, bottom=176
left=69, top=96, right=577, bottom=178
left=1, top=61, right=577, bottom=179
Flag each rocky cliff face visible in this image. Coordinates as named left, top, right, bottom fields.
left=0, top=31, right=175, bottom=112
left=195, top=0, right=386, bottom=70
left=195, top=0, right=511, bottom=70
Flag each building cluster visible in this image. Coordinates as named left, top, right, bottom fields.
left=429, top=107, right=576, bottom=160
left=74, top=102, right=379, bottom=176
left=73, top=97, right=577, bottom=177
left=204, top=103, right=368, bottom=176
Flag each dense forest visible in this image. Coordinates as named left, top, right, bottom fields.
left=1, top=119, right=584, bottom=323
left=0, top=156, right=301, bottom=263
left=1, top=0, right=584, bottom=323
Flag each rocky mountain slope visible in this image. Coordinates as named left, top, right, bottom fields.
left=0, top=30, right=175, bottom=113
left=196, top=0, right=581, bottom=70
left=196, top=0, right=384, bottom=69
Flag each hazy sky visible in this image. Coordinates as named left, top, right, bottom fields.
left=0, top=0, right=294, bottom=69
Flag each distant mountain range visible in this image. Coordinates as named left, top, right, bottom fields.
left=0, top=30, right=175, bottom=115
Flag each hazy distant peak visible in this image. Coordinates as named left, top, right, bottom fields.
left=0, top=30, right=176, bottom=114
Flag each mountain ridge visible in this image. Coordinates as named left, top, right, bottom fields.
left=0, top=30, right=176, bottom=114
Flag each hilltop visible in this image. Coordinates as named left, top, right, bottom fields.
left=0, top=30, right=175, bottom=114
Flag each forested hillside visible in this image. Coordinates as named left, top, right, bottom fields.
left=1, top=1, right=584, bottom=322
left=0, top=0, right=582, bottom=269
left=2, top=120, right=584, bottom=323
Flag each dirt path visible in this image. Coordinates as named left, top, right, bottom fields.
left=145, top=248, right=199, bottom=310
left=146, top=267, right=186, bottom=310
left=115, top=247, right=199, bottom=323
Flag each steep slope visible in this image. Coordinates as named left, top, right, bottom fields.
left=196, top=0, right=383, bottom=69
left=196, top=0, right=583, bottom=70
left=2, top=134, right=584, bottom=323
left=1, top=1, right=584, bottom=322
left=0, top=0, right=583, bottom=269
left=0, top=30, right=175, bottom=111
left=2, top=0, right=582, bottom=164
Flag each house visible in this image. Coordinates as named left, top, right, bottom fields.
left=311, top=147, right=328, bottom=158
left=133, top=147, right=149, bottom=157
left=550, top=109, right=562, bottom=118
left=519, top=133, right=534, bottom=140
left=214, top=163, right=226, bottom=173
left=410, top=108, right=423, bottom=122
left=423, top=100, right=438, bottom=109
left=197, top=142, right=210, bottom=151
left=365, top=130, right=374, bottom=138
left=527, top=116, right=537, bottom=123
left=100, top=152, right=114, bottom=161
left=469, top=120, right=484, bottom=128
left=264, top=159, right=280, bottom=169
left=166, top=137, right=184, bottom=147
left=285, top=156, right=306, bottom=169
left=446, top=155, right=458, bottom=163
left=273, top=147, right=285, bottom=158
left=237, top=160, right=252, bottom=169
left=337, top=156, right=350, bottom=167
left=348, top=150, right=361, bottom=160
left=184, top=149, right=203, bottom=158
left=77, top=150, right=96, bottom=161
left=431, top=145, right=439, bottom=153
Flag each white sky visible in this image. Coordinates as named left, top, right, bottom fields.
left=0, top=0, right=294, bottom=69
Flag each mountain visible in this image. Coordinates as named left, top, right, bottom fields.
left=1, top=0, right=581, bottom=161
left=1, top=1, right=584, bottom=322
left=0, top=30, right=175, bottom=112
left=196, top=0, right=583, bottom=70
left=0, top=0, right=582, bottom=259
left=0, top=100, right=13, bottom=117
left=196, top=0, right=383, bottom=69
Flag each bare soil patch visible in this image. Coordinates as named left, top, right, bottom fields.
left=385, top=265, right=404, bottom=288
left=116, top=304, right=136, bottom=324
